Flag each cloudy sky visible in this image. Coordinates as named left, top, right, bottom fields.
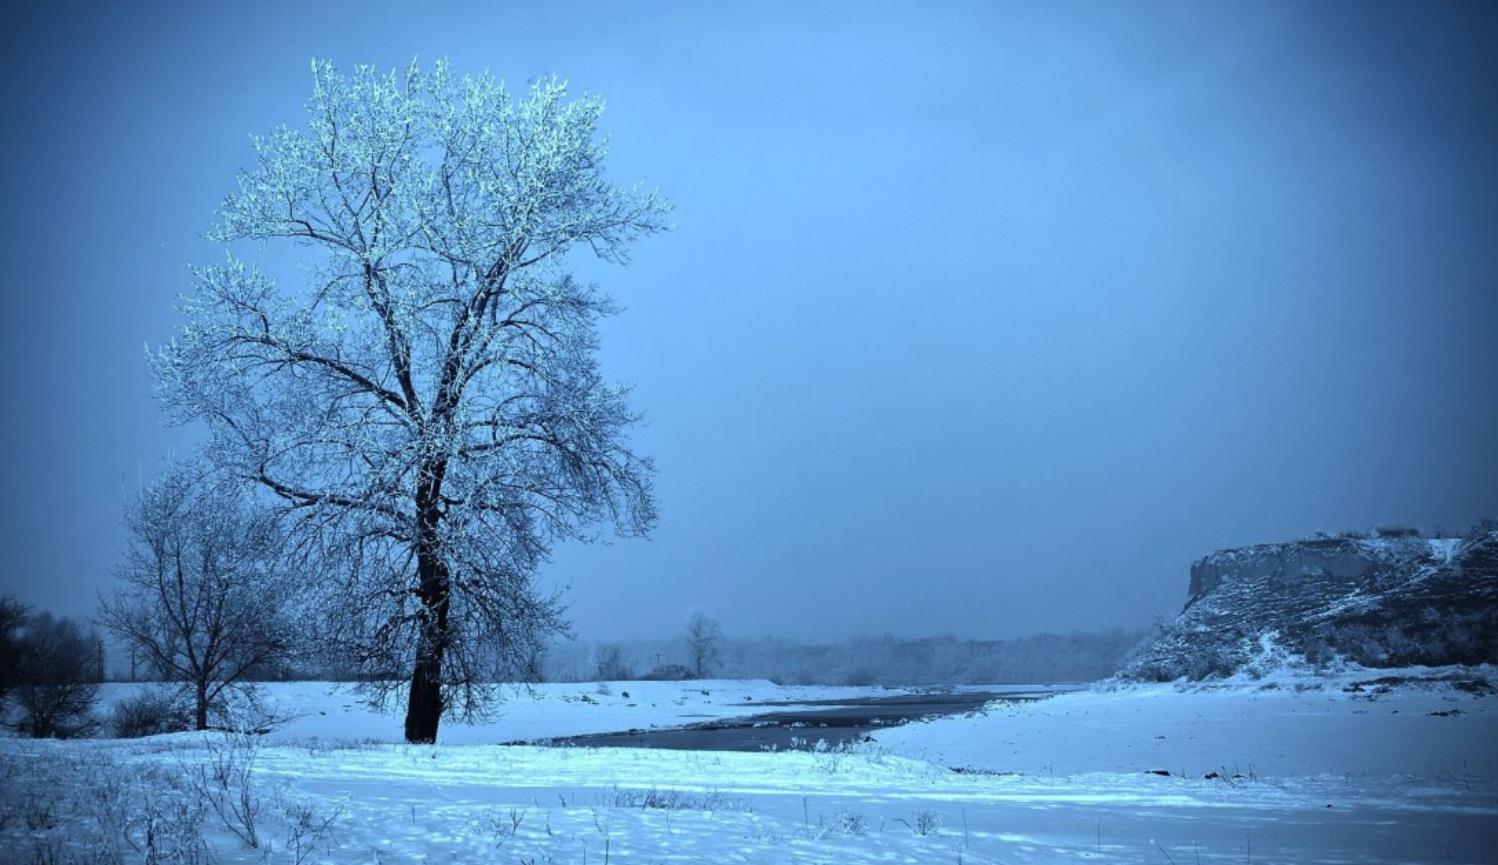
left=2, top=0, right=1495, bottom=640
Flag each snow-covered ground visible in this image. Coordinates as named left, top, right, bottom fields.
left=874, top=665, right=1498, bottom=779
left=88, top=679, right=910, bottom=745
left=3, top=670, right=1495, bottom=864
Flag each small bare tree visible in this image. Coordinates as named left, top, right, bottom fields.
left=11, top=612, right=100, bottom=738
left=684, top=608, right=723, bottom=679
left=594, top=643, right=631, bottom=681
left=100, top=466, right=292, bottom=730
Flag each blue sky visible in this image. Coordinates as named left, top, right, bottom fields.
left=2, top=1, right=1496, bottom=640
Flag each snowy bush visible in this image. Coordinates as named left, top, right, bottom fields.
left=10, top=613, right=100, bottom=739
left=273, top=793, right=340, bottom=865
left=810, top=809, right=868, bottom=837
left=0, top=740, right=339, bottom=865
left=179, top=728, right=264, bottom=848
left=600, top=786, right=749, bottom=812
left=895, top=809, right=941, bottom=836
left=108, top=688, right=191, bottom=739
left=0, top=750, right=210, bottom=865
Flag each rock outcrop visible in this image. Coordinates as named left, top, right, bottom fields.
left=1123, top=528, right=1498, bottom=681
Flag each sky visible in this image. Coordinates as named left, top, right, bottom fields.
left=1, top=1, right=1496, bottom=642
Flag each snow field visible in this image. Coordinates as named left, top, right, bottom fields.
left=873, top=667, right=1498, bottom=780
left=88, top=679, right=911, bottom=746
left=3, top=671, right=1495, bottom=863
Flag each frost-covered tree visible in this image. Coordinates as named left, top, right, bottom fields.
left=684, top=608, right=722, bottom=679
left=153, top=60, right=668, bottom=742
left=100, top=465, right=293, bottom=730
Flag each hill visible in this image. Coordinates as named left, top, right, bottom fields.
left=1123, top=526, right=1498, bottom=680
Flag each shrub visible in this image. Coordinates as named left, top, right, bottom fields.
left=814, top=809, right=867, bottom=837
left=0, top=594, right=27, bottom=702
left=640, top=663, right=694, bottom=681
left=1373, top=525, right=1421, bottom=539
left=11, top=613, right=100, bottom=739
left=896, top=810, right=941, bottom=836
left=601, top=786, right=748, bottom=812
left=180, top=728, right=264, bottom=848
left=1, top=751, right=210, bottom=865
left=109, top=689, right=191, bottom=738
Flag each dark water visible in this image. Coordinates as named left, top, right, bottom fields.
left=538, top=686, right=1073, bottom=752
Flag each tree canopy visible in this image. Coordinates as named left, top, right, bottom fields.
left=154, top=60, right=669, bottom=741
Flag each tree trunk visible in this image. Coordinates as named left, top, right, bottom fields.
left=403, top=543, right=450, bottom=744
left=195, top=680, right=209, bottom=731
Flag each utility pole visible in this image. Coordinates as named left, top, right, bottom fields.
left=91, top=627, right=105, bottom=682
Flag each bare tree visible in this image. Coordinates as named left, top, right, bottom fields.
left=685, top=608, right=723, bottom=679
left=518, top=643, right=547, bottom=684
left=11, top=612, right=100, bottom=738
left=152, top=61, right=668, bottom=742
left=594, top=643, right=631, bottom=681
left=0, top=593, right=28, bottom=702
left=100, top=466, right=292, bottom=730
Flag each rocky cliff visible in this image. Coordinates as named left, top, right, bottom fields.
left=1122, top=528, right=1498, bottom=680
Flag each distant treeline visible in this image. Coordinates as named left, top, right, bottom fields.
left=103, top=628, right=1148, bottom=688
left=540, top=630, right=1148, bottom=686
left=117, top=629, right=1148, bottom=688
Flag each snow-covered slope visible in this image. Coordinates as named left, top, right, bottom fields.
left=873, top=664, right=1498, bottom=780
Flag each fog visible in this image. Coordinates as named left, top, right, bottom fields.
left=2, top=0, right=1495, bottom=641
